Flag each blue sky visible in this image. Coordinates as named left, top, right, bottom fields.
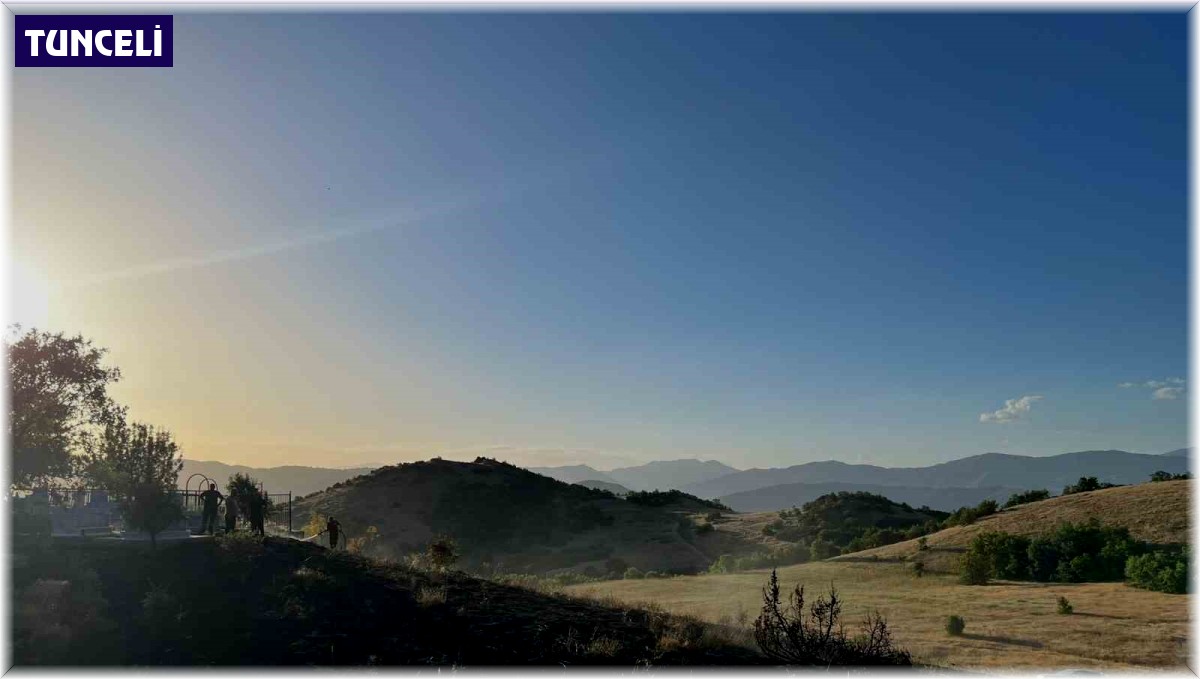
left=12, top=12, right=1187, bottom=469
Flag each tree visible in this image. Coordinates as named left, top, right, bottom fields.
left=226, top=472, right=273, bottom=519
left=1003, top=489, right=1051, bottom=508
left=86, top=417, right=183, bottom=547
left=7, top=327, right=122, bottom=486
left=1062, top=477, right=1117, bottom=495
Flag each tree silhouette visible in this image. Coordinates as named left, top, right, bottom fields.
left=86, top=416, right=183, bottom=547
left=7, top=327, right=122, bottom=486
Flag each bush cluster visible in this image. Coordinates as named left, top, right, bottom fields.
left=1150, top=470, right=1191, bottom=482
left=959, top=520, right=1140, bottom=585
left=942, top=499, right=998, bottom=527
left=1061, top=476, right=1119, bottom=496
left=709, top=543, right=811, bottom=573
left=1003, top=489, right=1051, bottom=508
left=1125, top=548, right=1188, bottom=594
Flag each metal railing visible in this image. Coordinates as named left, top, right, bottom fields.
left=11, top=486, right=294, bottom=537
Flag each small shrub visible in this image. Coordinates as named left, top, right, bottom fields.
left=916, top=536, right=928, bottom=551
left=945, top=615, right=965, bottom=636
left=623, top=567, right=644, bottom=579
left=415, top=586, right=447, bottom=607
left=958, top=549, right=990, bottom=585
left=427, top=535, right=460, bottom=571
left=753, top=569, right=911, bottom=665
left=910, top=561, right=925, bottom=578
left=1056, top=596, right=1073, bottom=614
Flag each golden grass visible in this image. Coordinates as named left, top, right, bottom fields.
left=566, top=561, right=1189, bottom=670
left=837, top=480, right=1191, bottom=573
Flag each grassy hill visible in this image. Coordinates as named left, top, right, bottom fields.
left=563, top=479, right=1191, bottom=670
left=292, top=457, right=756, bottom=575
left=12, top=535, right=762, bottom=666
left=567, top=560, right=1187, bottom=670
left=835, top=479, right=1190, bottom=572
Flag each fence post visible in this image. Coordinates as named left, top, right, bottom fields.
left=288, top=492, right=293, bottom=535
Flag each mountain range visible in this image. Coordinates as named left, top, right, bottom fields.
left=529, top=459, right=737, bottom=492
left=680, top=449, right=1190, bottom=500
left=179, top=459, right=374, bottom=497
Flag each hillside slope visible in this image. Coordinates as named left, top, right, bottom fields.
left=12, top=536, right=762, bottom=666
left=293, top=458, right=751, bottom=575
left=835, top=480, right=1190, bottom=572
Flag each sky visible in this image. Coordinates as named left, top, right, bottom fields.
left=10, top=12, right=1188, bottom=471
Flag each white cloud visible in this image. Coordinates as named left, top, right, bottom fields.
left=979, top=395, right=1043, bottom=424
left=1120, top=378, right=1186, bottom=401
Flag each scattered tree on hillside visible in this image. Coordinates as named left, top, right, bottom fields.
left=7, top=327, right=123, bottom=486
left=84, top=415, right=184, bottom=547
left=624, top=489, right=730, bottom=511
left=753, top=570, right=911, bottom=665
left=942, top=499, right=998, bottom=527
left=1062, top=477, right=1119, bottom=495
left=1003, top=489, right=1051, bottom=508
left=1150, top=470, right=1191, bottom=482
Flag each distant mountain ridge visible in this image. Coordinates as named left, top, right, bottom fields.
left=683, top=450, right=1190, bottom=499
left=530, top=459, right=737, bottom=492
left=179, top=459, right=375, bottom=497
left=719, top=481, right=1025, bottom=513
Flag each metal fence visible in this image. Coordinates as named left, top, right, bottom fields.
left=11, top=486, right=294, bottom=538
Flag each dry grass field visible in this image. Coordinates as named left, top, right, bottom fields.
left=567, top=560, right=1189, bottom=670
left=838, top=480, right=1190, bottom=573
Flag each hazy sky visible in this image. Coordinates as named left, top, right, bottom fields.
left=12, top=12, right=1187, bottom=470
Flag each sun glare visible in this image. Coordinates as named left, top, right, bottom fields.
left=12, top=260, right=51, bottom=329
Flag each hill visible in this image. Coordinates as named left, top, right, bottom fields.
left=719, top=481, right=1023, bottom=513
left=292, top=458, right=752, bottom=575
left=527, top=464, right=617, bottom=485
left=529, top=459, right=738, bottom=493
left=683, top=449, right=1190, bottom=499
left=180, top=459, right=375, bottom=497
left=11, top=536, right=762, bottom=666
left=835, top=479, right=1190, bottom=572
left=575, top=480, right=631, bottom=495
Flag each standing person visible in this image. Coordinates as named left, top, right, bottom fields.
left=199, top=483, right=224, bottom=535
left=326, top=516, right=342, bottom=550
left=248, top=491, right=266, bottom=537
left=224, top=492, right=239, bottom=533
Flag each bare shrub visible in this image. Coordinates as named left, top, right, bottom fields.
left=752, top=569, right=911, bottom=665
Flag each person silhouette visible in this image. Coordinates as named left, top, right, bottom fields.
left=326, top=516, right=342, bottom=550
left=199, top=483, right=224, bottom=535
left=224, top=492, right=239, bottom=533
left=248, top=492, right=266, bottom=537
